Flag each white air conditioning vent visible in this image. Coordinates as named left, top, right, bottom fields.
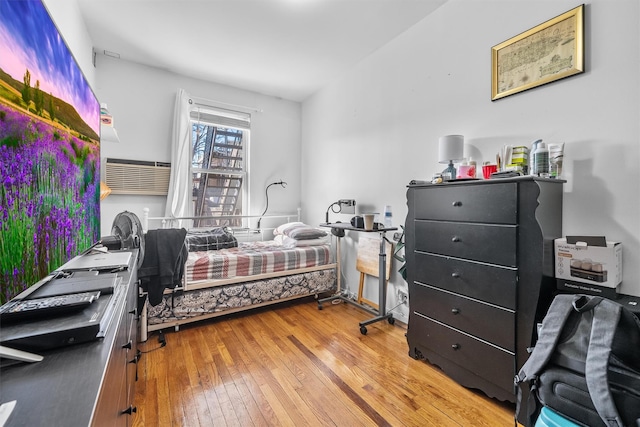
left=105, top=158, right=171, bottom=196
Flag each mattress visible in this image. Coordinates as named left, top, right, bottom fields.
left=186, top=241, right=331, bottom=282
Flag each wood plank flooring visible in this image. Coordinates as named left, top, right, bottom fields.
left=133, top=298, right=519, bottom=426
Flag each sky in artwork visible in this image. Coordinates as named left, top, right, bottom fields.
left=0, top=0, right=100, bottom=135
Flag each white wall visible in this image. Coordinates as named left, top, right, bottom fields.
left=301, top=0, right=640, bottom=320
left=93, top=55, right=302, bottom=236
left=49, top=0, right=640, bottom=321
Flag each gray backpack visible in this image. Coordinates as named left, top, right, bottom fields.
left=515, top=294, right=640, bottom=427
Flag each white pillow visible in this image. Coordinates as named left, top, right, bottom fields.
left=273, top=222, right=327, bottom=240
left=274, top=221, right=304, bottom=235
left=274, top=234, right=330, bottom=248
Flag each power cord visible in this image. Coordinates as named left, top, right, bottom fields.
left=257, top=180, right=287, bottom=229
left=387, top=301, right=404, bottom=312
left=139, top=330, right=166, bottom=354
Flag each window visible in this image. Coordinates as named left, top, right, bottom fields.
left=190, top=107, right=250, bottom=228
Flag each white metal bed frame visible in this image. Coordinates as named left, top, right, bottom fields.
left=138, top=208, right=337, bottom=340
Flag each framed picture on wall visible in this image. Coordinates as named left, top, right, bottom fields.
left=491, top=4, right=584, bottom=101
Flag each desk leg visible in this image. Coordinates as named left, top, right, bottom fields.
left=358, top=232, right=394, bottom=335
left=318, top=236, right=342, bottom=309
left=318, top=234, right=378, bottom=317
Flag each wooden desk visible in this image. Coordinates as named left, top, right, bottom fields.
left=318, top=223, right=397, bottom=334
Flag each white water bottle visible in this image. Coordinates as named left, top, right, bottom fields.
left=383, top=205, right=393, bottom=228
left=531, top=141, right=550, bottom=177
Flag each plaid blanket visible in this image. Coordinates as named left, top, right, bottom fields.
left=186, top=241, right=331, bottom=282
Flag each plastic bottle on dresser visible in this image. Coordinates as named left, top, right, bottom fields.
left=383, top=205, right=393, bottom=228
left=531, top=141, right=550, bottom=177
left=457, top=158, right=476, bottom=178
left=468, top=157, right=477, bottom=178
left=456, top=160, right=469, bottom=179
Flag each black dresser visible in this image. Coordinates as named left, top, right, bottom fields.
left=0, top=250, right=139, bottom=426
left=405, top=177, right=563, bottom=405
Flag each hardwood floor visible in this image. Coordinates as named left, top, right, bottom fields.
left=133, top=298, right=519, bottom=426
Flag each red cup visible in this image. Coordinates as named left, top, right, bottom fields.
left=482, top=164, right=498, bottom=179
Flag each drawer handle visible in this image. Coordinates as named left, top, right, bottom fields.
left=451, top=236, right=460, bottom=243
left=451, top=272, right=460, bottom=278
left=451, top=308, right=460, bottom=315
left=452, top=201, right=462, bottom=207
left=451, top=343, right=460, bottom=350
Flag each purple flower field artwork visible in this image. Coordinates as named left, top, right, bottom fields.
left=0, top=0, right=101, bottom=304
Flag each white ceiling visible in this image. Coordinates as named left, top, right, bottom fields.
left=77, top=0, right=446, bottom=102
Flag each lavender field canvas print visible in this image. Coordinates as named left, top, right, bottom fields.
left=0, top=0, right=101, bottom=304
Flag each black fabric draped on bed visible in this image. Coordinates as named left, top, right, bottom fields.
left=139, top=228, right=188, bottom=306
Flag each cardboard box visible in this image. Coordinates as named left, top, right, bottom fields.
left=556, top=278, right=619, bottom=299
left=555, top=236, right=622, bottom=293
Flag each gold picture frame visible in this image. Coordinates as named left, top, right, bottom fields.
left=491, top=4, right=584, bottom=101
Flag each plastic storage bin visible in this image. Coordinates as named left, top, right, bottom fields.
left=535, top=407, right=582, bottom=427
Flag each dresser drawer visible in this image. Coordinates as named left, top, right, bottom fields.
left=415, top=220, right=517, bottom=266
left=410, top=312, right=515, bottom=393
left=412, top=183, right=518, bottom=224
left=412, top=252, right=516, bottom=309
left=411, top=283, right=515, bottom=351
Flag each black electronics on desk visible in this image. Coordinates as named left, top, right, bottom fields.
left=0, top=291, right=101, bottom=323
left=28, top=272, right=118, bottom=298
left=0, top=261, right=127, bottom=357
left=0, top=289, right=120, bottom=354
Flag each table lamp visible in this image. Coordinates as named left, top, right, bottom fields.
left=438, top=135, right=464, bottom=180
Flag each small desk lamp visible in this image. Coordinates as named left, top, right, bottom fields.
left=438, top=135, right=464, bottom=180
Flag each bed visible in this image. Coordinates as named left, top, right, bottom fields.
left=139, top=210, right=337, bottom=340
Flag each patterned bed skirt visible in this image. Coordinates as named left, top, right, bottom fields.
left=145, top=267, right=336, bottom=331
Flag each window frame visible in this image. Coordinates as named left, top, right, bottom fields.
left=190, top=106, right=250, bottom=228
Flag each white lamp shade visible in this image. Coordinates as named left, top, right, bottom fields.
left=438, top=135, right=464, bottom=164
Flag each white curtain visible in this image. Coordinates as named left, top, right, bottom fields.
left=164, top=89, right=193, bottom=229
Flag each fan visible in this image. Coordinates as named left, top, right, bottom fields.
left=101, top=211, right=145, bottom=268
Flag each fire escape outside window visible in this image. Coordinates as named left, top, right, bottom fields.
left=190, top=107, right=250, bottom=228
